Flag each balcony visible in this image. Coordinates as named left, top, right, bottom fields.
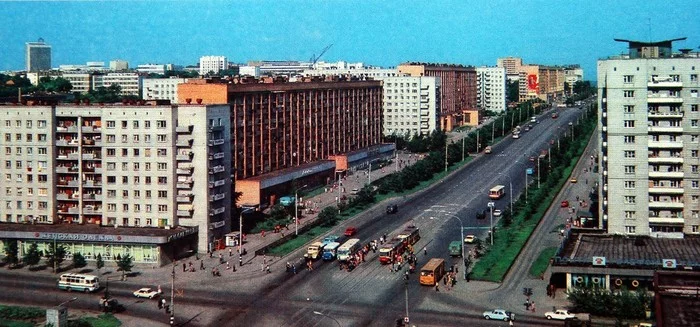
left=176, top=125, right=193, bottom=133
left=208, top=125, right=224, bottom=132
left=648, top=186, right=684, bottom=194
left=55, top=166, right=79, bottom=173
left=647, top=95, right=683, bottom=104
left=648, top=201, right=685, bottom=209
left=68, top=207, right=80, bottom=214
left=209, top=152, right=225, bottom=160
left=57, top=180, right=80, bottom=187
left=176, top=152, right=194, bottom=161
left=56, top=126, right=78, bottom=133
left=56, top=139, right=79, bottom=147
left=209, top=207, right=225, bottom=216
left=177, top=182, right=193, bottom=189
left=209, top=138, right=225, bottom=146
left=176, top=167, right=193, bottom=175
left=83, top=207, right=102, bottom=214
left=648, top=171, right=684, bottom=179
left=176, top=138, right=193, bottom=147
left=177, top=210, right=193, bottom=217
left=648, top=111, right=684, bottom=118
left=649, top=217, right=685, bottom=224
left=648, top=141, right=683, bottom=149
left=82, top=139, right=102, bottom=146
left=83, top=180, right=102, bottom=188
left=177, top=194, right=194, bottom=203
left=56, top=193, right=77, bottom=201
left=648, top=156, right=683, bottom=164
left=209, top=193, right=225, bottom=202
left=648, top=126, right=683, bottom=133
left=209, top=165, right=225, bottom=174
left=647, top=80, right=683, bottom=88
left=208, top=179, right=226, bottom=188
left=81, top=126, right=101, bottom=133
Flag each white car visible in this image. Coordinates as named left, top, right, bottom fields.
left=350, top=188, right=360, bottom=195
left=483, top=309, right=513, bottom=321
left=133, top=287, right=161, bottom=299
left=544, top=309, right=576, bottom=320
left=464, top=235, right=475, bottom=244
left=493, top=209, right=502, bottom=217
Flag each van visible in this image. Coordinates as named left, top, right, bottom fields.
left=448, top=241, right=462, bottom=257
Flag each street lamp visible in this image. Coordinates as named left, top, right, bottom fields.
left=313, top=311, right=341, bottom=327
left=295, top=184, right=309, bottom=236
left=58, top=297, right=77, bottom=308
left=445, top=214, right=467, bottom=280
left=238, top=207, right=254, bottom=255
left=488, top=201, right=495, bottom=245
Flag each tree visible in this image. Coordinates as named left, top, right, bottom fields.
left=2, top=239, right=19, bottom=268
left=72, top=252, right=87, bottom=268
left=95, top=254, right=104, bottom=275
left=318, top=207, right=338, bottom=227
left=45, top=243, right=66, bottom=273
left=37, top=77, right=72, bottom=93
left=116, top=254, right=134, bottom=280
left=22, top=243, right=41, bottom=268
left=506, top=80, right=519, bottom=103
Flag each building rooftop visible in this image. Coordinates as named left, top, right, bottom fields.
left=0, top=222, right=193, bottom=238
left=654, top=271, right=700, bottom=327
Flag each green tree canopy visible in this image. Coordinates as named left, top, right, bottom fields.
left=116, top=254, right=134, bottom=280
left=72, top=252, right=87, bottom=268
left=3, top=239, right=19, bottom=268
left=95, top=253, right=104, bottom=275
left=45, top=243, right=66, bottom=273
left=22, top=243, right=41, bottom=267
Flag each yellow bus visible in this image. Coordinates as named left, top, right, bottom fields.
left=419, top=258, right=446, bottom=286
left=488, top=185, right=506, bottom=199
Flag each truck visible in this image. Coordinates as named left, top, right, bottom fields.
left=305, top=241, right=325, bottom=260
left=448, top=241, right=462, bottom=257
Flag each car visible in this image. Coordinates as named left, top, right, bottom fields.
left=493, top=209, right=502, bottom=217
left=386, top=204, right=398, bottom=214
left=512, top=133, right=520, bottom=139
left=322, top=235, right=340, bottom=246
left=350, top=188, right=360, bottom=195
left=568, top=122, right=573, bottom=126
left=484, top=146, right=492, bottom=154
left=570, top=177, right=578, bottom=183
left=475, top=209, right=487, bottom=220
left=483, top=309, right=513, bottom=321
left=464, top=235, right=475, bottom=244
left=344, top=227, right=357, bottom=236
left=529, top=156, right=536, bottom=162
left=544, top=309, right=576, bottom=320
left=524, top=125, right=531, bottom=131
left=561, top=200, right=569, bottom=208
left=530, top=116, right=537, bottom=123
left=99, top=298, right=125, bottom=313
left=551, top=113, right=559, bottom=119
left=133, top=287, right=161, bottom=299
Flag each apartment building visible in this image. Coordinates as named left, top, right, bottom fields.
left=199, top=56, right=228, bottom=75
left=476, top=66, right=507, bottom=113
left=25, top=38, right=51, bottom=72
left=598, top=38, right=700, bottom=237
left=564, top=65, right=585, bottom=94
left=497, top=57, right=523, bottom=81
left=109, top=60, right=129, bottom=71
left=136, top=64, right=171, bottom=75
left=92, top=73, right=142, bottom=96
left=382, top=76, right=440, bottom=136
left=62, top=73, right=93, bottom=93
left=142, top=77, right=188, bottom=103
left=179, top=77, right=386, bottom=207
left=0, top=104, right=232, bottom=264
left=518, top=65, right=565, bottom=103
left=398, top=63, right=477, bottom=131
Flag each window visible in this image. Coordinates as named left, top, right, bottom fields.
left=15, top=134, right=21, bottom=141
left=121, top=135, right=128, bottom=143
left=107, top=135, right=116, bottom=143
left=107, top=149, right=116, bottom=157
left=133, top=149, right=140, bottom=157
left=624, top=105, right=634, bottom=113
left=156, top=120, right=167, bottom=128
left=158, top=176, right=167, bottom=184
left=624, top=196, right=636, bottom=204
left=624, top=136, right=635, bottom=144
left=38, top=147, right=47, bottom=155
left=38, top=120, right=46, bottom=128
left=624, top=181, right=636, bottom=189
left=106, top=121, right=115, bottom=128
left=625, top=226, right=636, bottom=234
left=692, top=90, right=699, bottom=98
left=144, top=135, right=151, bottom=143
left=694, top=165, right=699, bottom=173
left=121, top=162, right=128, bottom=171
left=38, top=134, right=46, bottom=142
left=145, top=162, right=151, bottom=171
left=624, top=120, right=635, bottom=128
left=157, top=162, right=167, bottom=171
left=157, top=135, right=167, bottom=143
left=107, top=190, right=116, bottom=198
left=134, top=176, right=140, bottom=184
left=107, top=204, right=117, bottom=212
left=624, top=151, right=636, bottom=158
left=157, top=149, right=167, bottom=157
left=106, top=162, right=115, bottom=171
left=133, top=121, right=139, bottom=129
left=122, top=176, right=128, bottom=184
left=122, top=204, right=129, bottom=212
left=107, top=176, right=116, bottom=184
left=4, top=134, right=9, bottom=142
left=158, top=204, right=168, bottom=212
left=624, top=165, right=636, bottom=174
left=623, top=90, right=634, bottom=97
left=158, top=190, right=167, bottom=198
left=693, top=105, right=699, bottom=112
left=145, top=121, right=151, bottom=129
left=623, top=75, right=634, bottom=83
left=134, top=190, right=140, bottom=198
left=26, top=134, right=32, bottom=142
left=146, top=218, right=152, bottom=225
left=121, top=149, right=128, bottom=156
left=624, top=211, right=636, bottom=219
left=693, top=120, right=699, bottom=128
left=133, top=162, right=140, bottom=171
left=146, top=191, right=152, bottom=199
left=692, top=74, right=698, bottom=82
left=121, top=121, right=128, bottom=128
left=145, top=176, right=152, bottom=185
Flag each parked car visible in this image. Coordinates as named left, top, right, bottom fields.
left=493, top=209, right=502, bottom=217
left=475, top=209, right=487, bottom=220
left=483, top=309, right=513, bottom=321
left=464, top=235, right=475, bottom=244
left=570, top=177, right=578, bottom=183
left=544, top=309, right=576, bottom=320
left=386, top=204, right=398, bottom=214
left=133, top=287, right=161, bottom=299
left=484, top=146, right=492, bottom=154
left=561, top=200, right=569, bottom=208
left=350, top=188, right=360, bottom=195
left=344, top=226, right=357, bottom=236
left=551, top=112, right=559, bottom=119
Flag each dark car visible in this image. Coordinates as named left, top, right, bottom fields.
left=476, top=209, right=487, bottom=220
left=386, top=204, right=398, bottom=214
left=99, top=298, right=125, bottom=313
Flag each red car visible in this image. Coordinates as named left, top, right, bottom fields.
left=561, top=200, right=569, bottom=208
left=344, top=227, right=357, bottom=236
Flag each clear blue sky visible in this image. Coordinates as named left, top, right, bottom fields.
left=1, top=0, right=698, bottom=81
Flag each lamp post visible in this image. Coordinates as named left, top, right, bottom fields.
left=295, top=184, right=309, bottom=236
left=488, top=201, right=495, bottom=245
left=170, top=262, right=175, bottom=326
left=537, top=155, right=541, bottom=189
left=58, top=297, right=77, bottom=308
left=445, top=214, right=467, bottom=279
left=313, top=311, right=341, bottom=327
left=525, top=169, right=529, bottom=204
left=368, top=159, right=380, bottom=186
left=238, top=207, right=254, bottom=255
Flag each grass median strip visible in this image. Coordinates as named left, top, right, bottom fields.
left=529, top=247, right=558, bottom=278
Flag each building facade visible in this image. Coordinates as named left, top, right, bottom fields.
left=476, top=66, right=507, bottom=113
left=136, top=64, right=171, bottom=75
left=518, top=65, right=565, bottom=103
left=62, top=73, right=93, bottom=94
left=398, top=63, right=477, bottom=131
left=142, top=77, right=188, bottom=103
left=497, top=57, right=523, bottom=81
left=92, top=73, right=143, bottom=96
left=25, top=38, right=52, bottom=72
left=0, top=103, right=233, bottom=261
left=109, top=60, right=129, bottom=71
left=382, top=76, right=440, bottom=137
left=564, top=65, right=584, bottom=95
left=598, top=38, right=700, bottom=237
left=199, top=56, right=228, bottom=75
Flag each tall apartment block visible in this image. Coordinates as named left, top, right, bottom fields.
left=497, top=57, right=523, bottom=81
left=518, top=65, right=565, bottom=103
left=476, top=67, right=507, bottom=113
left=199, top=56, right=228, bottom=75
left=564, top=65, right=585, bottom=95
left=179, top=77, right=388, bottom=207
left=25, top=38, right=52, bottom=72
left=398, top=63, right=477, bottom=131
left=598, top=38, right=700, bottom=237
left=0, top=104, right=232, bottom=263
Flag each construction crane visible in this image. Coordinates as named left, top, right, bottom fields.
left=309, top=44, right=333, bottom=68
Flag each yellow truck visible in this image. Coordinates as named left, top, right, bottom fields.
left=305, top=241, right=325, bottom=260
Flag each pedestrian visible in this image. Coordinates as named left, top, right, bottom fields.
left=239, top=257, right=243, bottom=267
left=261, top=229, right=266, bottom=238
left=226, top=262, right=230, bottom=270
left=158, top=298, right=163, bottom=309
left=229, top=248, right=233, bottom=257
left=423, top=247, right=427, bottom=256
left=232, top=264, right=236, bottom=272
left=266, top=265, right=271, bottom=273
left=509, top=319, right=514, bottom=326
left=531, top=301, right=536, bottom=313
left=261, top=262, right=265, bottom=271
left=200, top=261, right=205, bottom=270
left=293, top=264, right=297, bottom=274
left=435, top=283, right=440, bottom=292
left=182, top=262, right=186, bottom=272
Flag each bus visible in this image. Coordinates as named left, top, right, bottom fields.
left=489, top=185, right=506, bottom=199
left=419, top=258, right=446, bottom=286
left=379, top=240, right=406, bottom=264
left=337, top=238, right=361, bottom=262
left=322, top=242, right=341, bottom=261
left=58, top=273, right=100, bottom=292
left=397, top=226, right=420, bottom=247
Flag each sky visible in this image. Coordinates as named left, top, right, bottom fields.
left=1, top=0, right=698, bottom=81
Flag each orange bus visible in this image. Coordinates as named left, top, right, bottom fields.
left=419, top=258, right=446, bottom=286
left=488, top=185, right=506, bottom=199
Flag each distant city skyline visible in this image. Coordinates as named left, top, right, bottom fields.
left=1, top=0, right=698, bottom=81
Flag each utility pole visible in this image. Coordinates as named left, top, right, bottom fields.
left=444, top=141, right=448, bottom=172
left=461, top=136, right=465, bottom=161
left=488, top=202, right=495, bottom=246
left=525, top=170, right=528, bottom=204
left=491, top=121, right=495, bottom=143
left=501, top=117, right=505, bottom=136
left=476, top=130, right=480, bottom=153
left=404, top=281, right=410, bottom=325
left=395, top=146, right=398, bottom=173
left=537, top=156, right=541, bottom=189
left=170, top=263, right=175, bottom=326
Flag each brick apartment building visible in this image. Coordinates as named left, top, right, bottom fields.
left=179, top=76, right=390, bottom=208
left=398, top=63, right=477, bottom=130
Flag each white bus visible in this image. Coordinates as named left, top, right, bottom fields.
left=58, top=273, right=100, bottom=292
left=337, top=238, right=361, bottom=262
left=489, top=185, right=506, bottom=199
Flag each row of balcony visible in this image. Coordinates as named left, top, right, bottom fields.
left=209, top=165, right=225, bottom=174
left=56, top=125, right=102, bottom=133
left=56, top=166, right=102, bottom=174
left=177, top=193, right=194, bottom=203
left=57, top=193, right=103, bottom=201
